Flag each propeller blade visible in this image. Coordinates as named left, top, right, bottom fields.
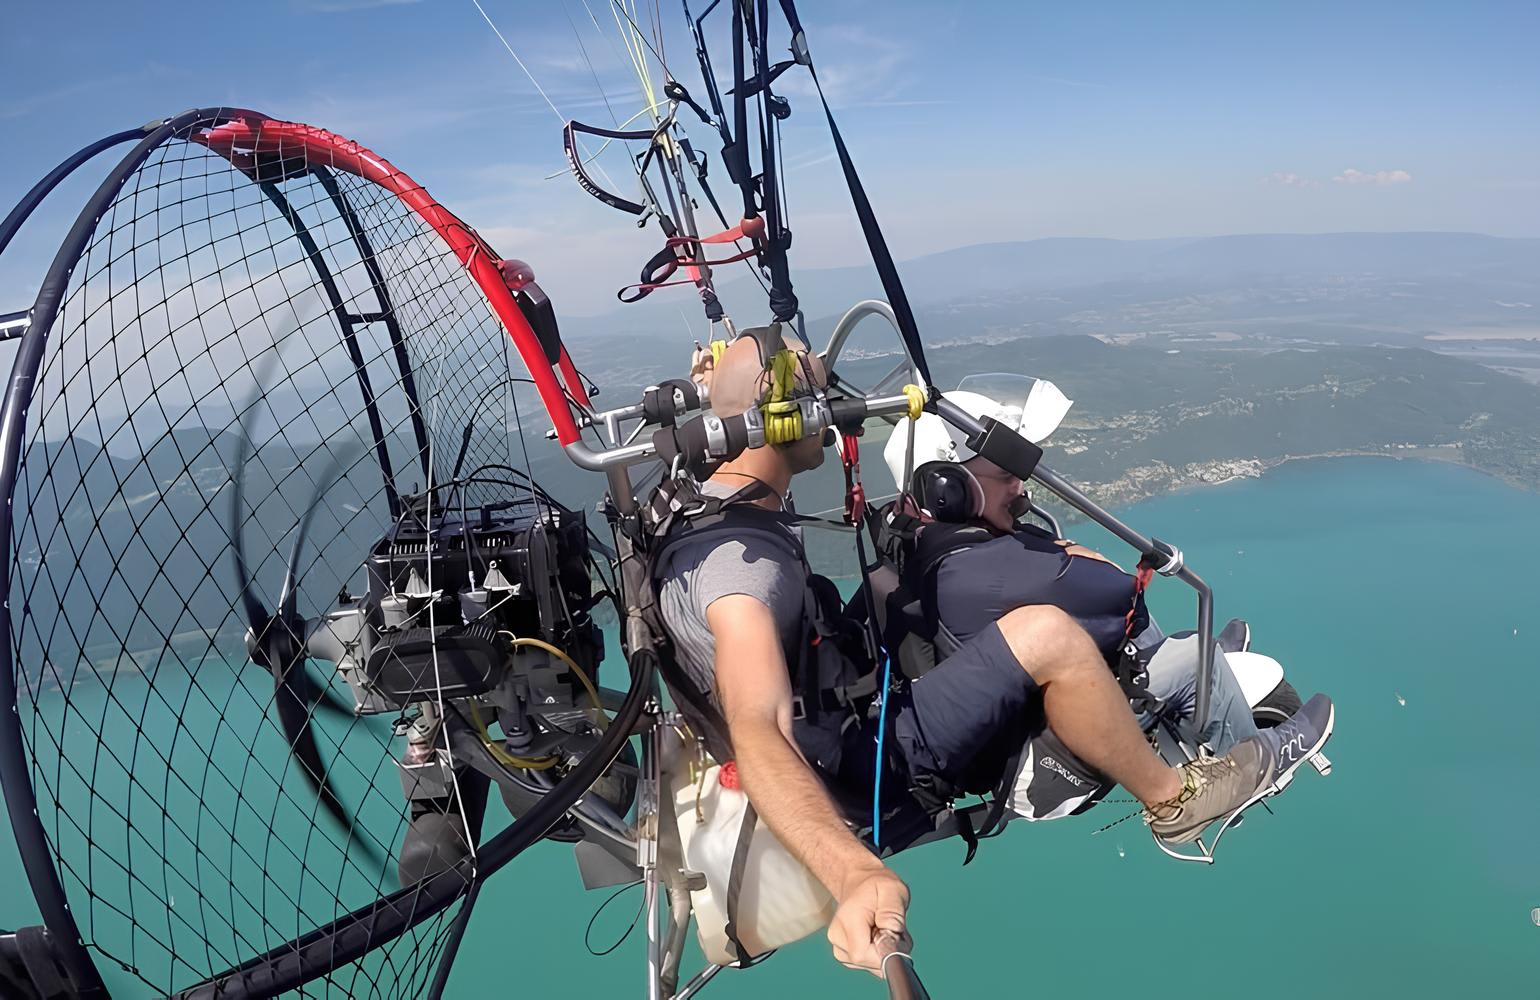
left=311, top=675, right=357, bottom=719
left=276, top=444, right=366, bottom=622
left=227, top=349, right=386, bottom=870
left=269, top=630, right=387, bottom=871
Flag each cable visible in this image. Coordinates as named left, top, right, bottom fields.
left=504, top=635, right=607, bottom=729
left=584, top=880, right=645, bottom=956
left=467, top=700, right=557, bottom=770
left=871, top=653, right=893, bottom=847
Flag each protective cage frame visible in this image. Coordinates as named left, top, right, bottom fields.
left=0, top=107, right=649, bottom=999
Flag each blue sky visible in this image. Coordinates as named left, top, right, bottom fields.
left=2, top=0, right=1537, bottom=314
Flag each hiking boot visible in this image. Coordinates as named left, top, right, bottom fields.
left=1147, top=693, right=1334, bottom=845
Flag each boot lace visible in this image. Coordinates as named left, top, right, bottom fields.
left=1143, top=753, right=1237, bottom=825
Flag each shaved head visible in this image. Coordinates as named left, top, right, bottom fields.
left=703, top=327, right=828, bottom=419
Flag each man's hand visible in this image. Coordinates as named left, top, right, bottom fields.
left=828, top=864, right=911, bottom=977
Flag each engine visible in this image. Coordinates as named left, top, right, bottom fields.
left=313, top=490, right=604, bottom=744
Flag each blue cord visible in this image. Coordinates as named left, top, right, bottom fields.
left=871, top=652, right=893, bottom=847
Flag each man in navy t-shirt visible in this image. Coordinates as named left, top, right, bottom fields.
left=879, top=383, right=1334, bottom=825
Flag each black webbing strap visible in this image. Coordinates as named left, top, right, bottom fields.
left=722, top=802, right=759, bottom=968
left=655, top=641, right=735, bottom=762
left=751, top=0, right=798, bottom=323
left=955, top=809, right=978, bottom=865
left=642, top=478, right=797, bottom=760
left=951, top=737, right=1026, bottom=867
left=977, top=743, right=1025, bottom=841
left=777, top=0, right=933, bottom=388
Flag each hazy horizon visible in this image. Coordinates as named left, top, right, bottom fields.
left=4, top=0, right=1539, bottom=319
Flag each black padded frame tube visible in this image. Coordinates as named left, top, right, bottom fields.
left=254, top=178, right=405, bottom=518
left=310, top=166, right=433, bottom=484
left=0, top=107, right=259, bottom=1000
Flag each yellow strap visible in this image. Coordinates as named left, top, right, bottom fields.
left=759, top=348, right=805, bottom=443
left=767, top=348, right=797, bottom=403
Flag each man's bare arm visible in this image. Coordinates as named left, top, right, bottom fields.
left=707, top=594, right=881, bottom=896
left=706, top=594, right=907, bottom=973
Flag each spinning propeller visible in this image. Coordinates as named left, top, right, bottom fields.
left=227, top=363, right=386, bottom=870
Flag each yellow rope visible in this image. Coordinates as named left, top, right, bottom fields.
left=761, top=348, right=804, bottom=444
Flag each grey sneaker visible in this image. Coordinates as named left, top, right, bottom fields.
left=1148, top=693, right=1334, bottom=845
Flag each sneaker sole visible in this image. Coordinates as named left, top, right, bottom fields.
left=1156, top=699, right=1336, bottom=847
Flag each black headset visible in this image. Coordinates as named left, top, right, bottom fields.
left=910, top=461, right=985, bottom=523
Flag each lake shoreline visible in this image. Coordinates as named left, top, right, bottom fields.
left=1073, top=445, right=1528, bottom=512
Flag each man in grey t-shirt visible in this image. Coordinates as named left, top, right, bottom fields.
left=655, top=480, right=805, bottom=704
left=653, top=333, right=1312, bottom=979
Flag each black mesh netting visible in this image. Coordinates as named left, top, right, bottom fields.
left=5, top=120, right=547, bottom=996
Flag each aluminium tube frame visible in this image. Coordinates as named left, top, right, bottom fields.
left=823, top=299, right=924, bottom=399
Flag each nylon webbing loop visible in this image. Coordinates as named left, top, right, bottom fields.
left=723, top=802, right=759, bottom=968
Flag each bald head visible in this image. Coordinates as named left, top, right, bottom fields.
left=704, top=327, right=828, bottom=419
left=692, top=325, right=829, bottom=481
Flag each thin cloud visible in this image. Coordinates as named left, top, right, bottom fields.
left=1023, top=73, right=1107, bottom=91
left=788, top=150, right=838, bottom=172
left=1266, top=171, right=1319, bottom=188
left=1333, top=168, right=1413, bottom=186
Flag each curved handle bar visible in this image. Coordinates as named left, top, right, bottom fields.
left=876, top=932, right=931, bottom=1000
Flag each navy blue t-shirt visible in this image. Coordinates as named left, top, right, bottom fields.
left=932, top=525, right=1136, bottom=659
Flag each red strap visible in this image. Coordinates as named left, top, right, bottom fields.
left=1123, top=565, right=1156, bottom=641
left=699, top=214, right=765, bottom=244
left=617, top=235, right=764, bottom=303
left=841, top=431, right=866, bottom=525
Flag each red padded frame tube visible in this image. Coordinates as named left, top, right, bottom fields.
left=194, top=116, right=585, bottom=445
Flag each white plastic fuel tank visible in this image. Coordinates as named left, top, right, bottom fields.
left=670, top=755, right=836, bottom=965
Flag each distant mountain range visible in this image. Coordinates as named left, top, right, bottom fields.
left=559, top=232, right=1540, bottom=349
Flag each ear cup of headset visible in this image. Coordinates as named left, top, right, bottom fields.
left=911, top=461, right=984, bottom=523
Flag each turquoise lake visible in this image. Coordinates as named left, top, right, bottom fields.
left=3, top=456, right=1537, bottom=996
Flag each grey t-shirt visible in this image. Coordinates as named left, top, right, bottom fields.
left=655, top=482, right=806, bottom=703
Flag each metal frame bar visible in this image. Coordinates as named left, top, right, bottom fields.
left=0, top=126, right=149, bottom=263
left=0, top=311, right=29, bottom=341
left=254, top=178, right=404, bottom=517
left=640, top=712, right=664, bottom=1000
left=310, top=167, right=433, bottom=483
